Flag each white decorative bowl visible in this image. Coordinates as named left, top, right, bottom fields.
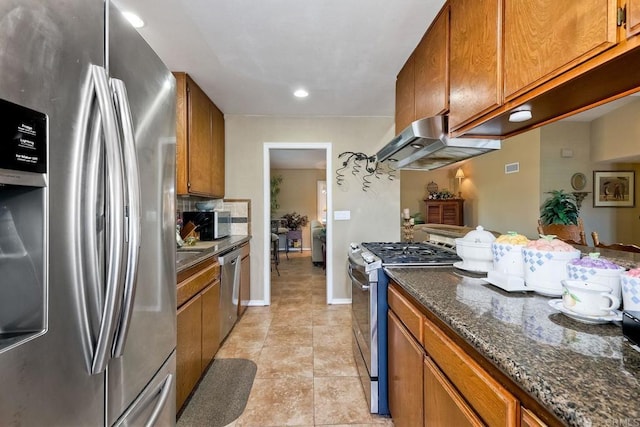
left=621, top=273, right=640, bottom=311
left=455, top=226, right=496, bottom=273
left=492, top=243, right=525, bottom=278
left=566, top=263, right=625, bottom=300
left=522, top=248, right=580, bottom=296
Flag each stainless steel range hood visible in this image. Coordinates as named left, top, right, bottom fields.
left=376, top=116, right=501, bottom=170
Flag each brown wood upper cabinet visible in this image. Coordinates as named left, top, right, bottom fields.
left=174, top=72, right=225, bottom=198
left=628, top=0, right=640, bottom=39
left=503, top=0, right=617, bottom=100
left=395, top=54, right=415, bottom=133
left=449, top=0, right=502, bottom=131
left=395, top=5, right=449, bottom=134
left=415, top=4, right=450, bottom=121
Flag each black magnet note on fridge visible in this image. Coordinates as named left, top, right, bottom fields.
left=0, top=98, right=47, bottom=174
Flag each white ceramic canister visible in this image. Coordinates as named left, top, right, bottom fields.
left=566, top=255, right=624, bottom=300
left=522, top=248, right=581, bottom=296
left=455, top=226, right=496, bottom=272
left=492, top=242, right=525, bottom=278
left=621, top=271, right=640, bottom=311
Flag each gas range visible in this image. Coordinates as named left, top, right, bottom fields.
left=360, top=241, right=460, bottom=267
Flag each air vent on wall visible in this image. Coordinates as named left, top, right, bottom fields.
left=505, top=162, right=520, bottom=174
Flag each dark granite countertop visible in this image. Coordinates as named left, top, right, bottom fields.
left=176, top=235, right=251, bottom=273
left=384, top=267, right=640, bottom=427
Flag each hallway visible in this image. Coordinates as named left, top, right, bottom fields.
left=181, top=251, right=393, bottom=426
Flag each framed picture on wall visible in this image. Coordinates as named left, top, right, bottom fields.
left=593, top=170, right=635, bottom=207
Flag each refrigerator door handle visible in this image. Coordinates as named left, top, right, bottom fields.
left=143, top=374, right=173, bottom=427
left=110, top=78, right=141, bottom=358
left=90, top=64, right=127, bottom=375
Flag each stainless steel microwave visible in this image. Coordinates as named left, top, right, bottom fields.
left=182, top=210, right=231, bottom=240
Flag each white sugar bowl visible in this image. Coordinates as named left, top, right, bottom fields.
left=455, top=226, right=496, bottom=272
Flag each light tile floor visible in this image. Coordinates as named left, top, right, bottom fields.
left=182, top=251, right=393, bottom=427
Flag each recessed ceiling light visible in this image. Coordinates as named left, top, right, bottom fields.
left=122, top=11, right=145, bottom=28
left=294, top=89, right=309, bottom=98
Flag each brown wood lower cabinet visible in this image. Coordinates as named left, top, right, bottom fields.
left=388, top=281, right=533, bottom=427
left=176, top=295, right=203, bottom=410
left=176, top=257, right=221, bottom=412
left=388, top=311, right=424, bottom=427
left=201, top=282, right=220, bottom=367
left=424, top=357, right=483, bottom=426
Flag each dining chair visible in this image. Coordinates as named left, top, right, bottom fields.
left=591, top=231, right=640, bottom=253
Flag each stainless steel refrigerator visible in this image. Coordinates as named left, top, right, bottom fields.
left=0, top=0, right=177, bottom=425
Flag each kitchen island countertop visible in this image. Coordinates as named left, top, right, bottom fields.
left=176, top=235, right=251, bottom=273
left=385, top=267, right=640, bottom=427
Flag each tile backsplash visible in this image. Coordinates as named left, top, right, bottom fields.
left=176, top=197, right=251, bottom=236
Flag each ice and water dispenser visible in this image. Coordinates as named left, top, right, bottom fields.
left=0, top=98, right=47, bottom=352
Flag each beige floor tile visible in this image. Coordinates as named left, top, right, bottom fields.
left=256, top=345, right=313, bottom=378
left=264, top=325, right=313, bottom=348
left=182, top=252, right=394, bottom=426
left=312, top=308, right=352, bottom=326
left=313, top=377, right=377, bottom=425
left=216, top=340, right=263, bottom=362
left=270, top=310, right=313, bottom=327
left=314, top=344, right=358, bottom=377
left=236, top=378, right=314, bottom=426
left=313, top=324, right=352, bottom=348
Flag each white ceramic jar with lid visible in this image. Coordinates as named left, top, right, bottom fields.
left=454, top=225, right=496, bottom=272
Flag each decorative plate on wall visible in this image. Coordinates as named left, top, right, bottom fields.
left=571, top=173, right=587, bottom=191
left=426, top=181, right=439, bottom=193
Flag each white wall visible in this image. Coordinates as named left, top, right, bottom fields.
left=224, top=115, right=397, bottom=303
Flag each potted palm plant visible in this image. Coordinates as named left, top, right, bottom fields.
left=538, top=190, right=585, bottom=244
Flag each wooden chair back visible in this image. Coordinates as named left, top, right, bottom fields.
left=591, top=231, right=640, bottom=253
left=537, top=218, right=587, bottom=245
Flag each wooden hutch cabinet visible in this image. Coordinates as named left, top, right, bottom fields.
left=424, top=199, right=464, bottom=226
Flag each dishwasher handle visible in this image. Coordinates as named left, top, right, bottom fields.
left=219, top=247, right=242, bottom=264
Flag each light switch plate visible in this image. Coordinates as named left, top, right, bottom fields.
left=334, top=210, right=351, bottom=220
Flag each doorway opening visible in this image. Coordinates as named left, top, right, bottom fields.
left=263, top=142, right=333, bottom=306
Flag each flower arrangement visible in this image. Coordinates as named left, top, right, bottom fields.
left=282, top=212, right=309, bottom=230
left=427, top=190, right=456, bottom=200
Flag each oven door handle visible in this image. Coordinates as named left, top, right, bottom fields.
left=348, top=264, right=370, bottom=291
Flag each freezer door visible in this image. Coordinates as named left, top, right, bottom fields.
left=106, top=2, right=177, bottom=425
left=0, top=0, right=106, bottom=425
left=113, top=351, right=176, bottom=427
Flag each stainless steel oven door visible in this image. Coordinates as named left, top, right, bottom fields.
left=350, top=262, right=371, bottom=372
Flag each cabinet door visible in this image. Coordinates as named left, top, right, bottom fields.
left=521, top=407, right=548, bottom=427
left=441, top=202, right=461, bottom=226
left=176, top=295, right=202, bottom=410
left=424, top=357, right=483, bottom=427
left=425, top=203, right=443, bottom=224
left=415, top=4, right=449, bottom=119
left=449, top=0, right=501, bottom=131
left=628, top=0, right=640, bottom=39
left=504, top=0, right=617, bottom=99
left=388, top=311, right=424, bottom=427
left=187, top=76, right=214, bottom=196
left=395, top=55, right=415, bottom=133
left=201, top=281, right=221, bottom=367
left=239, top=251, right=250, bottom=316
left=210, top=101, right=225, bottom=198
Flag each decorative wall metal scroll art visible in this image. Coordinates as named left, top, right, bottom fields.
left=336, top=151, right=396, bottom=191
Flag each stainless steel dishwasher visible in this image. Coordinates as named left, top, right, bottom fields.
left=219, top=247, right=242, bottom=340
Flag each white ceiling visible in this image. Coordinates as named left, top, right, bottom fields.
left=112, top=0, right=446, bottom=117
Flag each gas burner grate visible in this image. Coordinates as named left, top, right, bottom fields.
left=361, top=242, right=460, bottom=266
